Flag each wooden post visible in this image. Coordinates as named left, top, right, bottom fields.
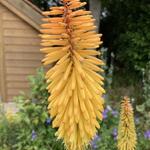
left=0, top=11, right=6, bottom=102
left=89, top=0, right=101, bottom=33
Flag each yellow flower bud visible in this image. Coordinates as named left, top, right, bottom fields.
left=118, top=96, right=137, bottom=150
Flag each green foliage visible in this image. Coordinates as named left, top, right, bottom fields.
left=30, top=0, right=50, bottom=10
left=0, top=108, right=19, bottom=150
left=136, top=62, right=150, bottom=129
left=0, top=68, right=64, bottom=150
left=30, top=0, right=61, bottom=10
left=96, top=109, right=118, bottom=150
left=137, top=135, right=150, bottom=150
left=30, top=0, right=88, bottom=9
left=101, top=0, right=150, bottom=84
left=28, top=67, right=49, bottom=101
left=0, top=68, right=149, bottom=150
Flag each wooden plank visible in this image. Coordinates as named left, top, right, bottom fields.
left=4, top=37, right=40, bottom=46
left=2, top=11, right=20, bottom=21
left=5, top=53, right=43, bottom=61
left=6, top=60, right=42, bottom=68
left=0, top=3, right=6, bottom=12
left=7, top=82, right=29, bottom=88
left=7, top=92, right=29, bottom=101
left=5, top=45, right=41, bottom=53
left=6, top=67, right=36, bottom=75
left=0, top=11, right=6, bottom=101
left=6, top=0, right=43, bottom=26
left=4, top=29, right=38, bottom=38
left=3, top=20, right=32, bottom=29
left=6, top=96, right=14, bottom=101
left=0, top=0, right=43, bottom=31
left=7, top=95, right=15, bottom=101
left=23, top=0, right=42, bottom=14
left=7, top=88, right=29, bottom=95
left=6, top=75, right=29, bottom=82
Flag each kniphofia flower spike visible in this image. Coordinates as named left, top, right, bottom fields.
left=118, top=96, right=137, bottom=150
left=40, top=0, right=105, bottom=149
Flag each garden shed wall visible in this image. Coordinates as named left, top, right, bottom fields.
left=0, top=0, right=44, bottom=101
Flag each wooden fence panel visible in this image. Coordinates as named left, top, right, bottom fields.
left=0, top=3, right=43, bottom=101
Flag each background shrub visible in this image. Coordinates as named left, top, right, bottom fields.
left=0, top=68, right=149, bottom=149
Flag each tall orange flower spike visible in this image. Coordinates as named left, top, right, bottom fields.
left=40, top=0, right=105, bottom=149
